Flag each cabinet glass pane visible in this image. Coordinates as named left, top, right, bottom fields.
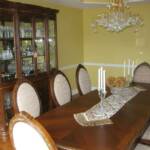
left=35, top=21, right=46, bottom=72
left=48, top=20, right=57, bottom=68
left=20, top=19, right=34, bottom=76
left=0, top=13, right=16, bottom=82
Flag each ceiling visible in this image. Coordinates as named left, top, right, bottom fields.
left=48, top=0, right=150, bottom=8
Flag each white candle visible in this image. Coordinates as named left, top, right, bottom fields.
left=128, top=59, right=130, bottom=75
left=100, top=67, right=103, bottom=90
left=98, top=68, right=100, bottom=91
left=131, top=61, right=135, bottom=77
left=103, top=70, right=106, bottom=93
left=123, top=60, right=126, bottom=77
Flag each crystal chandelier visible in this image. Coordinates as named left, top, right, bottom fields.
left=91, top=0, right=143, bottom=32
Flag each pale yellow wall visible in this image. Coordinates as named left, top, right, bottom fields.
left=9, top=0, right=83, bottom=89
left=7, top=1, right=150, bottom=90
left=83, top=4, right=150, bottom=87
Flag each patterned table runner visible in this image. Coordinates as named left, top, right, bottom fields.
left=74, top=86, right=146, bottom=127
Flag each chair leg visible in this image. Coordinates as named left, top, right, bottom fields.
left=140, top=138, right=150, bottom=146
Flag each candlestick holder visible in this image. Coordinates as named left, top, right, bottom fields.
left=94, top=89, right=107, bottom=117
left=99, top=89, right=107, bottom=100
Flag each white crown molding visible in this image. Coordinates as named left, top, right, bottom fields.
left=48, top=0, right=150, bottom=9
left=72, top=89, right=78, bottom=95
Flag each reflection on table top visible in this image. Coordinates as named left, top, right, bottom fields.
left=0, top=84, right=150, bottom=150
left=37, top=86, right=150, bottom=150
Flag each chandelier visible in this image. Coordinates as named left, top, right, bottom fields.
left=91, top=0, right=143, bottom=32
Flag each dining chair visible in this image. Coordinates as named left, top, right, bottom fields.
left=133, top=62, right=150, bottom=146
left=133, top=62, right=150, bottom=84
left=9, top=111, right=58, bottom=150
left=49, top=69, right=72, bottom=107
left=139, top=126, right=150, bottom=148
left=12, top=79, right=41, bottom=118
left=76, top=64, right=91, bottom=95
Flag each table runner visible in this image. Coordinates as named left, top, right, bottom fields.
left=74, top=86, right=146, bottom=127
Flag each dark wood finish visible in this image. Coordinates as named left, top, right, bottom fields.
left=76, top=64, right=90, bottom=95
left=140, top=138, right=150, bottom=146
left=37, top=86, right=150, bottom=150
left=0, top=81, right=16, bottom=139
left=0, top=73, right=51, bottom=138
left=54, top=16, right=58, bottom=69
left=12, top=79, right=42, bottom=116
left=0, top=1, right=58, bottom=15
left=44, top=17, right=50, bottom=73
left=9, top=111, right=58, bottom=150
left=49, top=69, right=72, bottom=107
left=0, top=85, right=150, bottom=149
left=0, top=0, right=58, bottom=138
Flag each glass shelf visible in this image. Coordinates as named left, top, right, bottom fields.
left=0, top=15, right=16, bottom=80
left=49, top=20, right=57, bottom=68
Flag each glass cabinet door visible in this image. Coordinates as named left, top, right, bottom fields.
left=48, top=19, right=57, bottom=69
left=35, top=19, right=46, bottom=73
left=19, top=16, right=34, bottom=76
left=0, top=11, right=16, bottom=82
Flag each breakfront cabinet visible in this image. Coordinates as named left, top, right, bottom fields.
left=0, top=1, right=58, bottom=81
left=0, top=1, right=58, bottom=137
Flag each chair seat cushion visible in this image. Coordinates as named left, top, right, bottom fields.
left=13, top=122, right=49, bottom=150
left=134, top=144, right=150, bottom=150
left=142, top=126, right=150, bottom=139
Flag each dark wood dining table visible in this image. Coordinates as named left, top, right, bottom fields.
left=37, top=84, right=150, bottom=150
left=0, top=84, right=150, bottom=150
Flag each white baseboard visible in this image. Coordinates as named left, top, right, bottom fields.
left=72, top=89, right=78, bottom=95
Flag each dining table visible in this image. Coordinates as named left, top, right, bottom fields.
left=0, top=83, right=150, bottom=150
left=37, top=83, right=150, bottom=150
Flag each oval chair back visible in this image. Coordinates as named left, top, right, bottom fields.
left=9, top=111, right=57, bottom=150
left=12, top=79, right=41, bottom=118
left=76, top=64, right=91, bottom=95
left=49, top=70, right=72, bottom=107
left=133, top=62, right=150, bottom=84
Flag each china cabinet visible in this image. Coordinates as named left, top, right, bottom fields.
left=0, top=1, right=58, bottom=138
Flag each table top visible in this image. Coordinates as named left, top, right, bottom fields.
left=37, top=86, right=150, bottom=150
left=0, top=84, right=150, bottom=150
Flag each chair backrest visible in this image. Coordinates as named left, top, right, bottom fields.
left=133, top=62, right=150, bottom=84
left=76, top=64, right=91, bottom=95
left=12, top=79, right=41, bottom=118
left=49, top=70, right=72, bottom=107
left=9, top=111, right=57, bottom=150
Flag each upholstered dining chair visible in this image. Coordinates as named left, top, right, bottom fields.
left=49, top=69, right=72, bottom=107
left=133, top=62, right=150, bottom=148
left=9, top=111, right=58, bottom=150
left=76, top=64, right=92, bottom=95
left=133, top=62, right=150, bottom=84
left=12, top=79, right=41, bottom=118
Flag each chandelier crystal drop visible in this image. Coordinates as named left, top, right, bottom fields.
left=91, top=0, right=143, bottom=32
